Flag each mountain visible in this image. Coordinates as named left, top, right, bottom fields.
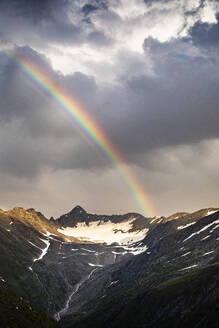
left=0, top=205, right=149, bottom=323
left=56, top=205, right=151, bottom=244
left=1, top=205, right=219, bottom=327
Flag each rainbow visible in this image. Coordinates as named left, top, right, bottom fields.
left=6, top=52, right=156, bottom=217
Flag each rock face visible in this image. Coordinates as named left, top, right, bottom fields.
left=1, top=205, right=219, bottom=328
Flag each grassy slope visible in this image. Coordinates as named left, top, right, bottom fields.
left=0, top=287, right=61, bottom=328
left=68, top=262, right=219, bottom=328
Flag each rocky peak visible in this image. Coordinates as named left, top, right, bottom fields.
left=56, top=205, right=89, bottom=228
left=70, top=205, right=87, bottom=215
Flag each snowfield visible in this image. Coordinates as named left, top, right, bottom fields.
left=58, top=219, right=148, bottom=245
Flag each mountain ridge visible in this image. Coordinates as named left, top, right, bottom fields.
left=1, top=205, right=219, bottom=327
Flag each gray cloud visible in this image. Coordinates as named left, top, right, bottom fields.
left=1, top=33, right=219, bottom=174
left=93, top=37, right=219, bottom=163
left=189, top=13, right=219, bottom=48
left=82, top=0, right=108, bottom=16
left=0, top=0, right=112, bottom=49
left=0, top=46, right=109, bottom=178
left=0, top=0, right=219, bottom=216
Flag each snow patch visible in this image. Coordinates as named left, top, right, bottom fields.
left=122, top=244, right=148, bottom=255
left=177, top=222, right=196, bottom=230
left=58, top=219, right=148, bottom=245
left=180, top=264, right=198, bottom=271
left=88, top=263, right=103, bottom=267
left=206, top=210, right=218, bottom=216
left=210, top=224, right=219, bottom=233
left=201, top=235, right=210, bottom=241
left=0, top=276, right=5, bottom=283
left=183, top=219, right=219, bottom=242
left=181, top=251, right=191, bottom=257
left=33, top=238, right=50, bottom=262
left=108, top=280, right=119, bottom=287
left=28, top=240, right=42, bottom=249
left=203, top=250, right=214, bottom=256
left=81, top=248, right=96, bottom=253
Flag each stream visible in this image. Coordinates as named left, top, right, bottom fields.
left=54, top=268, right=97, bottom=321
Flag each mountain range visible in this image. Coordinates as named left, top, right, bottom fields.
left=1, top=205, right=219, bottom=327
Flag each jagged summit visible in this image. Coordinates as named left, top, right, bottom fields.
left=57, top=205, right=88, bottom=227
left=70, top=205, right=87, bottom=215
left=56, top=206, right=150, bottom=244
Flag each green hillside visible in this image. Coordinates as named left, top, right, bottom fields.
left=0, top=287, right=61, bottom=328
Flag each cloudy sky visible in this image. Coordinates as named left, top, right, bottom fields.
left=0, top=0, right=219, bottom=218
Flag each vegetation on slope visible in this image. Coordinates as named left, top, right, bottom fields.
left=65, top=262, right=219, bottom=328
left=0, top=287, right=61, bottom=328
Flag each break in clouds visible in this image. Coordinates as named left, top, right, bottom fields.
left=0, top=0, right=219, bottom=217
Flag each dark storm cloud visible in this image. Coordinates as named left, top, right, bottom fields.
left=0, top=47, right=61, bottom=126
left=0, top=0, right=61, bottom=21
left=95, top=37, right=219, bottom=165
left=0, top=0, right=113, bottom=49
left=0, top=46, right=108, bottom=178
left=0, top=0, right=84, bottom=46
left=1, top=0, right=219, bottom=216
left=189, top=13, right=219, bottom=48
left=2, top=29, right=219, bottom=178
left=0, top=1, right=219, bottom=174
left=0, top=46, right=98, bottom=125
left=82, top=0, right=108, bottom=16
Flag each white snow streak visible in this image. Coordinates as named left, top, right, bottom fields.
left=122, top=244, right=148, bottom=255
left=203, top=251, right=214, bottom=256
left=81, top=248, right=96, bottom=253
left=181, top=251, right=191, bottom=257
left=177, top=222, right=196, bottom=230
left=28, top=240, right=42, bottom=249
left=0, top=276, right=5, bottom=283
left=210, top=224, right=219, bottom=233
left=206, top=210, right=218, bottom=216
left=108, top=280, right=119, bottom=287
left=180, top=264, right=198, bottom=271
left=33, top=238, right=50, bottom=262
left=201, top=235, right=210, bottom=241
left=183, top=219, right=219, bottom=242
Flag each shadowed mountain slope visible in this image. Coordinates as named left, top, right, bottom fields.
left=1, top=205, right=219, bottom=328
left=0, top=287, right=61, bottom=328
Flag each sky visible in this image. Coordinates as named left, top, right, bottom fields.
left=0, top=0, right=219, bottom=218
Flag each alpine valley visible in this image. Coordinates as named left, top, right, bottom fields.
left=1, top=205, right=219, bottom=328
